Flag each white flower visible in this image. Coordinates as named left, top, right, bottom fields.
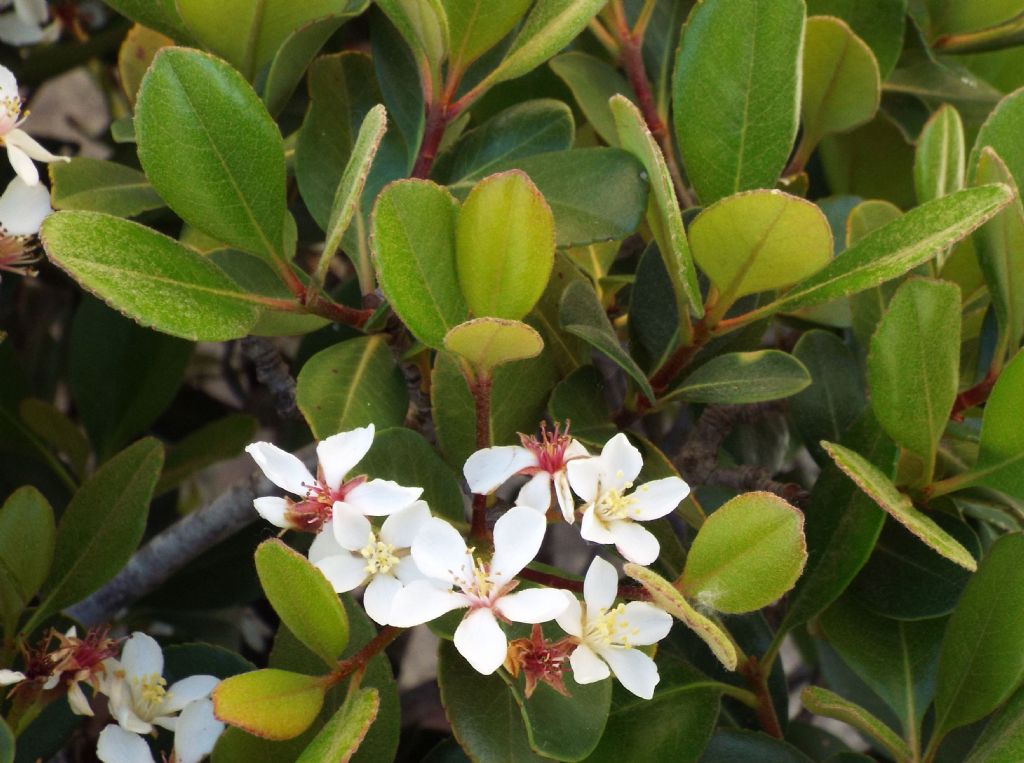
left=0, top=0, right=59, bottom=46
left=104, top=632, right=219, bottom=736
left=567, top=433, right=690, bottom=565
left=309, top=500, right=433, bottom=625
left=0, top=175, right=50, bottom=235
left=0, top=668, right=25, bottom=685
left=464, top=423, right=589, bottom=523
left=557, top=557, right=672, bottom=699
left=0, top=64, right=68, bottom=185
left=246, top=424, right=423, bottom=531
left=97, top=699, right=224, bottom=763
left=389, top=507, right=569, bottom=675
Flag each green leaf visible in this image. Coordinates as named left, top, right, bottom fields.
left=672, top=0, right=804, bottom=204
left=548, top=365, right=612, bottom=434
left=444, top=0, right=531, bottom=72
left=969, top=88, right=1024, bottom=190
left=371, top=179, right=467, bottom=348
left=629, top=243, right=680, bottom=372
left=296, top=336, right=408, bottom=440
left=17, top=400, right=90, bottom=480
left=483, top=0, right=608, bottom=88
left=801, top=686, right=911, bottom=761
left=443, top=318, right=543, bottom=376
left=610, top=94, right=702, bottom=318
left=0, top=487, right=54, bottom=629
left=178, top=0, right=368, bottom=81
left=915, top=104, right=965, bottom=205
left=867, top=278, right=961, bottom=485
left=805, top=0, right=906, bottom=78
left=296, top=687, right=380, bottom=763
left=934, top=533, right=1024, bottom=736
left=49, top=158, right=164, bottom=218
left=928, top=0, right=1024, bottom=36
left=800, top=16, right=881, bottom=150
left=70, top=297, right=192, bottom=459
left=262, top=16, right=347, bottom=116
left=550, top=52, right=632, bottom=146
left=701, top=729, right=813, bottom=763
left=214, top=669, right=327, bottom=741
left=136, top=48, right=290, bottom=268
left=559, top=279, right=655, bottom=401
left=821, top=441, right=977, bottom=570
left=375, top=0, right=448, bottom=89
left=42, top=211, right=262, bottom=341
left=455, top=171, right=554, bottom=319
left=27, top=438, right=162, bottom=633
left=745, top=184, right=1013, bottom=321
left=680, top=492, right=807, bottom=614
left=966, top=683, right=1024, bottom=763
left=255, top=539, right=349, bottom=667
left=156, top=414, right=259, bottom=495
left=666, top=350, right=811, bottom=405
left=0, top=718, right=10, bottom=763
left=102, top=0, right=194, bottom=41
left=690, top=191, right=833, bottom=318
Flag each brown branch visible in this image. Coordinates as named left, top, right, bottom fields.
left=241, top=337, right=298, bottom=420
left=328, top=626, right=402, bottom=686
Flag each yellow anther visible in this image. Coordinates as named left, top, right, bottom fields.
left=359, top=533, right=399, bottom=575
left=594, top=489, right=636, bottom=521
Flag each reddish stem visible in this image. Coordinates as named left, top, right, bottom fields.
left=306, top=296, right=374, bottom=329
left=411, top=100, right=449, bottom=179
left=645, top=320, right=710, bottom=401
left=950, top=367, right=999, bottom=421
left=517, top=567, right=649, bottom=601
left=739, top=655, right=784, bottom=739
left=327, top=626, right=402, bottom=686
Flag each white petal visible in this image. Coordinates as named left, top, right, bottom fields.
left=6, top=141, right=38, bottom=185
left=411, top=517, right=469, bottom=584
left=609, top=521, right=660, bottom=565
left=174, top=699, right=224, bottom=763
left=565, top=439, right=589, bottom=460
left=579, top=505, right=616, bottom=544
left=629, top=477, right=690, bottom=520
left=245, top=442, right=315, bottom=496
left=67, top=682, right=93, bottom=716
left=388, top=580, right=467, bottom=627
left=567, top=456, right=603, bottom=503
left=0, top=175, right=49, bottom=234
left=599, top=433, right=643, bottom=491
left=495, top=588, right=568, bottom=623
left=554, top=472, right=576, bottom=523
left=598, top=646, right=659, bottom=699
left=453, top=608, right=507, bottom=675
left=379, top=500, right=431, bottom=548
left=490, top=506, right=547, bottom=582
left=0, top=63, right=17, bottom=99
left=161, top=674, right=219, bottom=714
left=584, top=556, right=619, bottom=613
left=315, top=553, right=369, bottom=594
left=344, top=479, right=422, bottom=516
left=317, top=425, right=374, bottom=491
left=253, top=497, right=289, bottom=528
left=516, top=472, right=552, bottom=512
left=121, top=632, right=163, bottom=683
left=393, top=555, right=428, bottom=584
left=308, top=521, right=344, bottom=563
left=463, top=445, right=536, bottom=494
left=153, top=715, right=177, bottom=732
left=555, top=592, right=583, bottom=637
left=97, top=725, right=155, bottom=763
left=0, top=669, right=24, bottom=685
left=569, top=644, right=610, bottom=684
left=331, top=507, right=373, bottom=551
left=109, top=684, right=153, bottom=734
left=363, top=574, right=402, bottom=625
left=0, top=12, right=44, bottom=45
left=620, top=602, right=673, bottom=645
left=6, top=128, right=64, bottom=163
left=13, top=0, right=46, bottom=25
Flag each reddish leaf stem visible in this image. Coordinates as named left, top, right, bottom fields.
left=412, top=99, right=449, bottom=179
left=327, top=626, right=402, bottom=686
left=950, top=366, right=999, bottom=421
left=739, top=655, right=784, bottom=738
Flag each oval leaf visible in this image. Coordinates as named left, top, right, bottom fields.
left=445, top=0, right=531, bottom=71
left=443, top=318, right=544, bottom=375
left=296, top=686, right=380, bottom=763
left=49, top=158, right=164, bottom=218
left=0, top=487, right=55, bottom=625
left=915, top=104, right=965, bottom=205
left=213, top=669, right=327, bottom=741
left=801, top=686, right=910, bottom=761
left=667, top=350, right=811, bottom=405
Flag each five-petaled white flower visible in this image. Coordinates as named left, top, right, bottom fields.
left=557, top=557, right=672, bottom=699
left=0, top=64, right=68, bottom=185
left=246, top=424, right=422, bottom=532
left=97, top=698, right=224, bottom=763
left=567, top=433, right=690, bottom=565
left=103, top=632, right=219, bottom=738
left=0, top=0, right=59, bottom=46
left=309, top=499, right=433, bottom=625
left=0, top=176, right=52, bottom=279
left=464, top=422, right=588, bottom=523
left=389, top=507, right=569, bottom=675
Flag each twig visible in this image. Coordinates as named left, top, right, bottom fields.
left=241, top=337, right=298, bottom=421
left=518, top=567, right=648, bottom=601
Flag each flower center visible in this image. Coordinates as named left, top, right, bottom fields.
left=287, top=475, right=368, bottom=533
left=594, top=487, right=636, bottom=521
left=585, top=603, right=640, bottom=648
left=0, top=95, right=21, bottom=134
left=360, top=535, right=399, bottom=575
left=520, top=421, right=575, bottom=474
left=133, top=672, right=168, bottom=716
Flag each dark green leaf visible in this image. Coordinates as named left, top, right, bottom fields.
left=550, top=52, right=632, bottom=145
left=49, top=158, right=164, bottom=218
left=156, top=415, right=259, bottom=495
left=0, top=487, right=55, bottom=630
left=667, top=350, right=811, bottom=405
left=700, top=729, right=813, bottom=763
left=805, top=0, right=906, bottom=77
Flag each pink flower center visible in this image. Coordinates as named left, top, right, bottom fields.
left=286, top=474, right=367, bottom=533
left=519, top=421, right=576, bottom=475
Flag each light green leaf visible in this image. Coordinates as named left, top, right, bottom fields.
left=255, top=540, right=349, bottom=667
left=370, top=179, right=467, bottom=349
left=296, top=336, right=408, bottom=440
left=375, top=0, right=448, bottom=89
left=136, top=49, right=290, bottom=268
left=934, top=533, right=1024, bottom=736
left=801, top=686, right=911, bottom=761
left=821, top=441, right=977, bottom=570
left=263, top=16, right=349, bottom=117
left=455, top=171, right=554, bottom=320
left=0, top=487, right=54, bottom=629
left=667, top=350, right=811, bottom=405
left=969, top=87, right=1024, bottom=190
left=680, top=492, right=807, bottom=614
left=443, top=318, right=543, bottom=376
left=296, top=687, right=380, bottom=763
left=927, top=0, right=1024, bottom=36
left=49, top=158, right=164, bottom=218
left=42, top=211, right=261, bottom=341
left=914, top=104, right=965, bottom=205
left=867, top=278, right=961, bottom=485
left=550, top=52, right=632, bottom=146
left=213, top=669, right=327, bottom=741
left=102, top=0, right=193, bottom=41
left=672, top=0, right=804, bottom=204
left=806, top=0, right=906, bottom=78
left=444, top=0, right=531, bottom=72
left=610, top=94, right=702, bottom=318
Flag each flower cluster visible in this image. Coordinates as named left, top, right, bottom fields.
left=248, top=422, right=688, bottom=699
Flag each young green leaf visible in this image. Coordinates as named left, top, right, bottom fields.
left=49, top=158, right=164, bottom=218
left=443, top=318, right=544, bottom=376
left=255, top=540, right=349, bottom=667
left=375, top=0, right=448, bottom=91
left=295, top=687, right=380, bottom=763
left=914, top=104, right=965, bottom=205
left=680, top=492, right=808, bottom=614
left=444, top=0, right=531, bottom=72
left=666, top=350, right=811, bottom=405
left=42, top=211, right=262, bottom=342
left=103, top=0, right=194, bottom=41
left=213, top=669, right=328, bottom=741
left=969, top=87, right=1024, bottom=189
left=0, top=487, right=55, bottom=628
left=672, top=0, right=804, bottom=204
left=455, top=171, right=554, bottom=320
left=551, top=53, right=632, bottom=146
left=805, top=0, right=906, bottom=78
left=370, top=179, right=467, bottom=348
left=801, top=686, right=911, bottom=762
